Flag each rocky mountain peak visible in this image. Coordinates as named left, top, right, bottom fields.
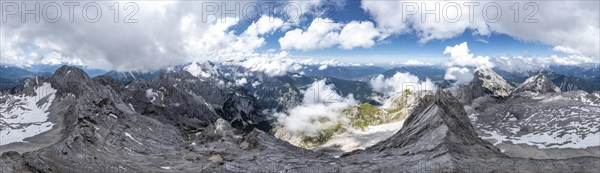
left=350, top=89, right=502, bottom=158
left=473, top=68, right=502, bottom=81
left=52, top=65, right=90, bottom=81
left=49, top=65, right=91, bottom=97
left=454, top=68, right=514, bottom=104
left=472, top=68, right=514, bottom=97
left=513, top=73, right=560, bottom=94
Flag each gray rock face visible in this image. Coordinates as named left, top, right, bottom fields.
left=1, top=66, right=183, bottom=172
left=235, top=73, right=306, bottom=112
left=468, top=90, right=600, bottom=158
left=474, top=68, right=515, bottom=97
left=208, top=129, right=342, bottom=172
left=216, top=91, right=270, bottom=131
left=358, top=90, right=502, bottom=156
left=512, top=73, right=561, bottom=95
left=341, top=90, right=600, bottom=172
left=456, top=68, right=514, bottom=104
left=116, top=69, right=269, bottom=131
left=49, top=66, right=91, bottom=97
left=454, top=69, right=599, bottom=159
left=120, top=72, right=221, bottom=131
left=2, top=67, right=333, bottom=172
left=1, top=151, right=34, bottom=173
left=1, top=66, right=599, bottom=173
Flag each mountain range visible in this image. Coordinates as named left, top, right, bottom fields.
left=1, top=64, right=599, bottom=172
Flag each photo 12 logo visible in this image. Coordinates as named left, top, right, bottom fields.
left=195, top=1, right=539, bottom=24
left=199, top=1, right=340, bottom=23
left=395, top=1, right=539, bottom=23
left=1, top=1, right=139, bottom=23
left=2, top=1, right=539, bottom=24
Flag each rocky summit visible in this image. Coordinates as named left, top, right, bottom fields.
left=1, top=66, right=599, bottom=173
left=455, top=68, right=514, bottom=104
left=512, top=73, right=561, bottom=95
left=341, top=89, right=599, bottom=172
left=2, top=2, right=599, bottom=172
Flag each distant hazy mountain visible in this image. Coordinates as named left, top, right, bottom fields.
left=22, top=64, right=108, bottom=77
left=0, top=66, right=35, bottom=78
left=456, top=68, right=600, bottom=159
left=545, top=71, right=600, bottom=92
left=512, top=73, right=561, bottom=95
left=382, top=65, right=452, bottom=88
left=495, top=66, right=600, bottom=92
left=102, top=70, right=162, bottom=84
left=300, top=65, right=386, bottom=81
left=1, top=65, right=599, bottom=172
left=1, top=65, right=109, bottom=91
left=547, top=65, right=600, bottom=79
left=0, top=66, right=50, bottom=91
left=382, top=66, right=445, bottom=81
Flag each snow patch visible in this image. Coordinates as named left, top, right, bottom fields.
left=482, top=129, right=600, bottom=149
left=124, top=132, right=144, bottom=146
left=318, top=65, right=328, bottom=70
left=0, top=83, right=57, bottom=145
left=128, top=103, right=136, bottom=113
left=108, top=113, right=118, bottom=119
left=184, top=63, right=212, bottom=78
left=319, top=120, right=405, bottom=153
left=145, top=89, right=157, bottom=101
left=251, top=81, right=261, bottom=87
left=235, top=78, right=248, bottom=86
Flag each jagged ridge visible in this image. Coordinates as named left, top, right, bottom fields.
left=350, top=89, right=502, bottom=158
left=512, top=73, right=561, bottom=95
left=455, top=68, right=514, bottom=104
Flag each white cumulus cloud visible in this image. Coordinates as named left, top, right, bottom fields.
left=338, top=21, right=381, bottom=49
left=236, top=51, right=303, bottom=76
left=275, top=79, right=357, bottom=136
left=279, top=18, right=381, bottom=51
left=318, top=65, right=328, bottom=70
left=0, top=1, right=289, bottom=71
left=443, top=42, right=494, bottom=68
left=444, top=67, right=473, bottom=84
left=370, top=72, right=436, bottom=96
left=361, top=0, right=599, bottom=58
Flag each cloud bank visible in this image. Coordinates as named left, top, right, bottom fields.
left=0, top=1, right=289, bottom=71
left=370, top=72, right=436, bottom=96
left=361, top=0, right=600, bottom=58
left=443, top=42, right=494, bottom=68
left=275, top=79, right=357, bottom=136
left=441, top=41, right=599, bottom=85
left=279, top=18, right=381, bottom=51
left=1, top=0, right=597, bottom=72
left=444, top=67, right=473, bottom=84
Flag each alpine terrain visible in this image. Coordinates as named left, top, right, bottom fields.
left=1, top=65, right=598, bottom=172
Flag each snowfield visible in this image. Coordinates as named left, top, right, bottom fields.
left=481, top=128, right=600, bottom=149
left=471, top=91, right=600, bottom=149
left=0, top=83, right=57, bottom=145
left=317, top=120, right=405, bottom=155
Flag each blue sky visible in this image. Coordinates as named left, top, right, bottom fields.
left=277, top=31, right=556, bottom=65
left=1, top=0, right=597, bottom=71
left=227, top=0, right=559, bottom=65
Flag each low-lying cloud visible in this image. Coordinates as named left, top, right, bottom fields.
left=444, top=67, right=473, bottom=85
left=279, top=18, right=381, bottom=51
left=361, top=0, right=600, bottom=58
left=442, top=41, right=599, bottom=85
left=274, top=79, right=357, bottom=136
left=370, top=72, right=436, bottom=96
